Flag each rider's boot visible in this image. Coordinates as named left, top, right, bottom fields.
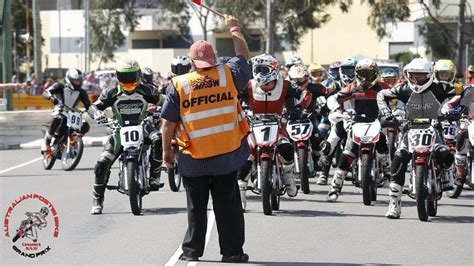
left=327, top=169, right=346, bottom=202
left=312, top=150, right=322, bottom=174
left=441, top=166, right=455, bottom=191
left=90, top=184, right=105, bottom=215
left=317, top=154, right=331, bottom=185
left=377, top=152, right=391, bottom=187
left=385, top=183, right=402, bottom=219
left=238, top=180, right=248, bottom=211
left=282, top=162, right=298, bottom=197
left=149, top=159, right=164, bottom=190
left=41, top=132, right=53, bottom=155
left=454, top=154, right=467, bottom=185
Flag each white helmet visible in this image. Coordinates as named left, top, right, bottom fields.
left=404, top=58, right=434, bottom=93
left=252, top=54, right=279, bottom=85
left=288, top=64, right=309, bottom=87
left=339, top=58, right=356, bottom=86
left=65, top=68, right=83, bottom=90
left=171, top=56, right=192, bottom=76
left=285, top=56, right=304, bottom=69
left=355, top=58, right=378, bottom=89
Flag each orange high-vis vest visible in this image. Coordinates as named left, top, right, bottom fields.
left=172, top=64, right=250, bottom=159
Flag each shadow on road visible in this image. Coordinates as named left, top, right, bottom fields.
left=141, top=207, right=187, bottom=216
left=431, top=215, right=474, bottom=224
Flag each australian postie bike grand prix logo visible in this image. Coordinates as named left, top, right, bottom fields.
left=3, top=194, right=60, bottom=258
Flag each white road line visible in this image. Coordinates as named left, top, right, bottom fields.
left=0, top=157, right=42, bottom=175
left=165, top=205, right=216, bottom=266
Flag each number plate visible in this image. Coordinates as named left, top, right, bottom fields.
left=252, top=121, right=279, bottom=146
left=120, top=125, right=143, bottom=148
left=441, top=122, right=457, bottom=140
left=66, top=111, right=82, bottom=130
left=286, top=120, right=313, bottom=141
left=408, top=127, right=436, bottom=153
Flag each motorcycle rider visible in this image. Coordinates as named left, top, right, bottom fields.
left=288, top=64, right=327, bottom=173
left=316, top=59, right=356, bottom=185
left=237, top=54, right=300, bottom=210
left=441, top=85, right=473, bottom=185
left=326, top=59, right=391, bottom=202
left=308, top=63, right=325, bottom=84
left=380, top=68, right=399, bottom=88
left=41, top=68, right=91, bottom=154
left=285, top=55, right=304, bottom=71
left=377, top=58, right=459, bottom=219
left=88, top=59, right=163, bottom=215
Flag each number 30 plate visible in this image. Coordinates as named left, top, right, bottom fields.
left=120, top=126, right=143, bottom=148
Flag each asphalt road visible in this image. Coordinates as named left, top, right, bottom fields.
left=1, top=147, right=473, bottom=265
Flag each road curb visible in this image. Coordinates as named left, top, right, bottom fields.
left=14, top=136, right=108, bottom=150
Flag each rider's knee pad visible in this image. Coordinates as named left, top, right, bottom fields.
left=80, top=121, right=90, bottom=134
left=277, top=142, right=294, bottom=162
left=336, top=153, right=353, bottom=172
left=95, top=157, right=111, bottom=183
left=148, top=131, right=161, bottom=143
left=435, top=147, right=454, bottom=168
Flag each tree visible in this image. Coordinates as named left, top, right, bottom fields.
left=389, top=51, right=420, bottom=66
left=11, top=0, right=34, bottom=80
left=188, top=0, right=215, bottom=41
left=364, top=0, right=472, bottom=71
left=219, top=0, right=352, bottom=54
left=155, top=0, right=193, bottom=44
left=90, top=0, right=140, bottom=69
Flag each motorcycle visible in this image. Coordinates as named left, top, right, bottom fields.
left=446, top=116, right=474, bottom=198
left=146, top=107, right=181, bottom=192
left=407, top=118, right=443, bottom=222
left=250, top=114, right=286, bottom=215
left=348, top=114, right=383, bottom=205
left=386, top=109, right=406, bottom=161
left=286, top=111, right=314, bottom=194
left=42, top=105, right=85, bottom=171
left=167, top=139, right=182, bottom=192
left=104, top=119, right=158, bottom=215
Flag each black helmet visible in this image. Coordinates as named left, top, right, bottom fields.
left=171, top=56, right=191, bottom=76
left=141, top=67, right=154, bottom=85
left=65, top=68, right=83, bottom=90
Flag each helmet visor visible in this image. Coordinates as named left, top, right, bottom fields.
left=408, top=72, right=430, bottom=85
left=310, top=70, right=323, bottom=78
left=436, top=71, right=452, bottom=82
left=291, top=77, right=308, bottom=86
left=254, top=65, right=272, bottom=75
left=356, top=69, right=377, bottom=83
left=117, top=71, right=139, bottom=84
left=71, top=78, right=82, bottom=87
left=341, top=67, right=355, bottom=79
left=382, top=77, right=397, bottom=86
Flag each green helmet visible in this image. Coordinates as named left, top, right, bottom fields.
left=116, top=59, right=141, bottom=93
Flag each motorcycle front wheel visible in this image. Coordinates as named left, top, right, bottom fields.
left=61, top=137, right=84, bottom=171
left=127, top=160, right=142, bottom=215
left=271, top=163, right=280, bottom=211
left=261, top=159, right=272, bottom=215
left=415, top=164, right=429, bottom=222
left=298, top=147, right=310, bottom=194
left=360, top=153, right=374, bottom=206
left=42, top=145, right=57, bottom=170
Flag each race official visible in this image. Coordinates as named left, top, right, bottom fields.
left=160, top=15, right=251, bottom=263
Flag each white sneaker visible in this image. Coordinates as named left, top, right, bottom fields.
left=327, top=187, right=340, bottom=202
left=286, top=179, right=298, bottom=197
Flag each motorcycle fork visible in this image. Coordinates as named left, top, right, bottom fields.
left=293, top=141, right=307, bottom=174
left=358, top=144, right=375, bottom=183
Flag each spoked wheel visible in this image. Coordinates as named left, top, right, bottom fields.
left=271, top=163, right=280, bottom=210
left=43, top=144, right=58, bottom=170
left=61, top=137, right=84, bottom=171
left=127, top=160, right=142, bottom=215
left=261, top=159, right=272, bottom=215
left=415, top=164, right=429, bottom=222
left=360, top=154, right=374, bottom=206
left=168, top=164, right=182, bottom=192
left=298, top=147, right=310, bottom=194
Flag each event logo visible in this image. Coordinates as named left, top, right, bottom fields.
left=3, top=194, right=60, bottom=258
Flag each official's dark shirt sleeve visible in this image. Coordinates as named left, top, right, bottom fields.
left=226, top=55, right=251, bottom=92
left=160, top=83, right=180, bottom=123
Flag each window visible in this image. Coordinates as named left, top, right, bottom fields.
left=162, top=36, right=190, bottom=49
left=132, top=39, right=160, bottom=49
